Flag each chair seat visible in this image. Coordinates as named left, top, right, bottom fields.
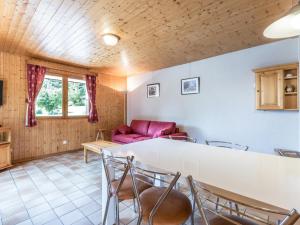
left=112, top=174, right=152, bottom=200
left=140, top=187, right=192, bottom=225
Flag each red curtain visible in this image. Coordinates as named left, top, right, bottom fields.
left=86, top=75, right=99, bottom=123
left=26, top=64, right=46, bottom=127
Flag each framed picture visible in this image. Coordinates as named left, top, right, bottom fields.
left=181, top=77, right=200, bottom=95
left=147, top=83, right=160, bottom=98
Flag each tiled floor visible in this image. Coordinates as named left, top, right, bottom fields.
left=0, top=151, right=198, bottom=225
left=0, top=151, right=141, bottom=225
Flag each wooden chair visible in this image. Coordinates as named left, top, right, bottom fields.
left=127, top=159, right=192, bottom=225
left=274, top=149, right=300, bottom=158
left=101, top=154, right=153, bottom=225
left=187, top=175, right=300, bottom=225
left=206, top=140, right=248, bottom=151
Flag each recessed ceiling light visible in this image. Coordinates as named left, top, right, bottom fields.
left=264, top=1, right=300, bottom=39
left=102, top=33, right=120, bottom=46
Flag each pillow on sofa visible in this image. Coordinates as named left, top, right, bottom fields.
left=118, top=125, right=132, bottom=134
left=153, top=127, right=173, bottom=138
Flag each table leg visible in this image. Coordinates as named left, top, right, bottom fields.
left=84, top=147, right=87, bottom=163
left=102, top=160, right=116, bottom=225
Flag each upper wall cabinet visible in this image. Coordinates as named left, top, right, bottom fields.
left=254, top=63, right=299, bottom=111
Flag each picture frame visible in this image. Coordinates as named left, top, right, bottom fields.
left=181, top=77, right=200, bottom=95
left=147, top=83, right=160, bottom=98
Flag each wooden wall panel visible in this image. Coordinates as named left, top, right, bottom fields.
left=0, top=51, right=126, bottom=162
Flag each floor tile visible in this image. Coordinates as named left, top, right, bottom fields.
left=48, top=196, right=69, bottom=208
left=79, top=201, right=101, bottom=216
left=72, top=196, right=93, bottom=208
left=54, top=202, right=76, bottom=217
left=43, top=218, right=63, bottom=225
left=71, top=217, right=93, bottom=225
left=2, top=211, right=30, bottom=225
left=119, top=207, right=137, bottom=225
left=87, top=211, right=102, bottom=225
left=59, top=209, right=85, bottom=225
left=31, top=210, right=57, bottom=225
left=28, top=202, right=51, bottom=218
left=15, top=220, right=33, bottom=225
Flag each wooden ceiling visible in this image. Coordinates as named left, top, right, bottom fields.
left=0, top=0, right=295, bottom=76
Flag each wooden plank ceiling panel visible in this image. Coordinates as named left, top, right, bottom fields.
left=0, top=0, right=295, bottom=76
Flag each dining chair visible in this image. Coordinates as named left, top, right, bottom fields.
left=274, top=148, right=300, bottom=158
left=127, top=159, right=192, bottom=225
left=187, top=175, right=300, bottom=225
left=205, top=140, right=248, bottom=151
left=101, top=154, right=153, bottom=225
left=169, top=135, right=197, bottom=143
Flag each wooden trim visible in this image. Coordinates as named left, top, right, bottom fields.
left=12, top=149, right=82, bottom=165
left=36, top=116, right=89, bottom=120
left=253, top=63, right=299, bottom=73
left=27, top=58, right=97, bottom=77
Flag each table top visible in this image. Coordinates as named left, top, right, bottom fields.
left=103, top=138, right=300, bottom=212
left=82, top=140, right=119, bottom=150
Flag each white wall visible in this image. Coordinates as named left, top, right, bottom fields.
left=127, top=38, right=300, bottom=154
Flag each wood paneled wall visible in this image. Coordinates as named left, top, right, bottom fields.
left=0, top=52, right=126, bottom=162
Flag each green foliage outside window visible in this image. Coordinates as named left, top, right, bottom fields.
left=36, top=77, right=62, bottom=116
left=35, top=75, right=88, bottom=117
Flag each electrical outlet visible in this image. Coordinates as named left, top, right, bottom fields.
left=63, top=140, right=68, bottom=145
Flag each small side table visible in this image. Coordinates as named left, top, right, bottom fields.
left=96, top=128, right=108, bottom=141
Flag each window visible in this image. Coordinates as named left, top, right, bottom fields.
left=36, top=74, right=89, bottom=118
left=36, top=75, right=63, bottom=117
left=68, top=78, right=89, bottom=116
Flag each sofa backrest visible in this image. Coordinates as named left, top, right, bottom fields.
left=130, top=120, right=150, bottom=135
left=147, top=121, right=176, bottom=137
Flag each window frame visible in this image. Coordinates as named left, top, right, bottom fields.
left=36, top=73, right=89, bottom=120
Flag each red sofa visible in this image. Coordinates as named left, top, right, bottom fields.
left=112, top=120, right=187, bottom=144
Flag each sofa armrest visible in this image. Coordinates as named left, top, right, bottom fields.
left=112, top=129, right=121, bottom=137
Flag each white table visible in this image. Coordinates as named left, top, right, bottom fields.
left=102, top=138, right=300, bottom=224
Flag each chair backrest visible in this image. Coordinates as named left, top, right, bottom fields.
left=101, top=153, right=134, bottom=195
left=206, top=140, right=248, bottom=151
left=169, top=135, right=197, bottom=143
left=127, top=159, right=181, bottom=224
left=187, top=175, right=300, bottom=225
left=274, top=149, right=300, bottom=158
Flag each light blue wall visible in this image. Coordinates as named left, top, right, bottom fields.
left=127, top=38, right=299, bottom=154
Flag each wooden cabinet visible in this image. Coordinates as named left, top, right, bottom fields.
left=254, top=63, right=299, bottom=111
left=0, top=127, right=12, bottom=170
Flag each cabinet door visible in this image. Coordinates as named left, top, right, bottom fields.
left=256, top=70, right=284, bottom=110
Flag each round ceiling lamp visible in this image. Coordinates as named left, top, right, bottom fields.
left=102, top=33, right=120, bottom=46
left=263, top=1, right=300, bottom=39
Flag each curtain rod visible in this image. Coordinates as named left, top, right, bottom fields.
left=27, top=59, right=98, bottom=76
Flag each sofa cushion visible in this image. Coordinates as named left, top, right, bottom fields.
left=147, top=121, right=176, bottom=137
left=112, top=134, right=143, bottom=143
left=134, top=136, right=152, bottom=142
left=117, top=125, right=132, bottom=134
left=130, top=120, right=150, bottom=135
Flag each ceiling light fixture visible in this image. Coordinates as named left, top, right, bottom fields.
left=263, top=1, right=300, bottom=39
left=102, top=33, right=120, bottom=46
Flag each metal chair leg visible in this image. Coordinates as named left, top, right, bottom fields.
left=216, top=197, right=220, bottom=211
left=235, top=203, right=240, bottom=216
left=133, top=198, right=137, bottom=213
left=229, top=201, right=233, bottom=215
left=191, top=196, right=195, bottom=225
left=116, top=196, right=120, bottom=225
left=136, top=216, right=143, bottom=225
left=103, top=195, right=111, bottom=225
